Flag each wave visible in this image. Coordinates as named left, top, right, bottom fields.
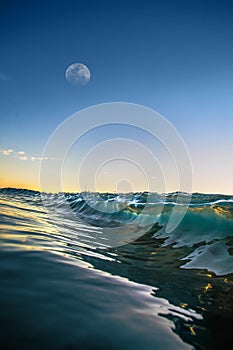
left=0, top=187, right=233, bottom=275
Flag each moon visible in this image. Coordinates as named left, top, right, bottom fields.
left=65, top=63, right=91, bottom=85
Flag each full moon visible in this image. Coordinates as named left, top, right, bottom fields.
left=65, top=63, right=91, bottom=85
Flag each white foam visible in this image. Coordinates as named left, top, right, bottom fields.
left=181, top=241, right=233, bottom=276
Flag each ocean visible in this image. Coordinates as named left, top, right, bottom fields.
left=0, top=188, right=232, bottom=349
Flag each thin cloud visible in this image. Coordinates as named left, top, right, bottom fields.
left=0, top=148, right=56, bottom=161
left=31, top=156, right=53, bottom=161
left=0, top=149, right=13, bottom=155
left=0, top=72, right=10, bottom=82
left=19, top=155, right=27, bottom=161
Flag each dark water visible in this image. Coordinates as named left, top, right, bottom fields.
left=0, top=188, right=233, bottom=349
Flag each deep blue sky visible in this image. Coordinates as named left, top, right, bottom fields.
left=1, top=0, right=233, bottom=192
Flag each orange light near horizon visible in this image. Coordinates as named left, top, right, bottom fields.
left=0, top=178, right=40, bottom=191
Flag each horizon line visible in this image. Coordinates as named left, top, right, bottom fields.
left=0, top=186, right=232, bottom=196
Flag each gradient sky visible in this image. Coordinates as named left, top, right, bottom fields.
left=1, top=0, right=233, bottom=193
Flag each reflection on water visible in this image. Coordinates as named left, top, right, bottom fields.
left=0, top=190, right=233, bottom=349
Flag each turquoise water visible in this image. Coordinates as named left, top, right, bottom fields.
left=0, top=188, right=233, bottom=349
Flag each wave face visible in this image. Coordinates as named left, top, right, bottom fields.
left=0, top=188, right=233, bottom=350
left=0, top=188, right=233, bottom=276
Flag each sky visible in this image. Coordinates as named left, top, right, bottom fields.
left=0, top=0, right=233, bottom=194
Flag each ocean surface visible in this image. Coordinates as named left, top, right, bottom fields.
left=0, top=188, right=233, bottom=349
